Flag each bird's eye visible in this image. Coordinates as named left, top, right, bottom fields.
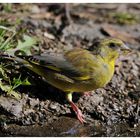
left=109, top=43, right=117, bottom=49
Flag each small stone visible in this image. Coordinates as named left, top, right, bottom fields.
left=44, top=32, right=55, bottom=40
left=49, top=103, right=58, bottom=110
left=40, top=101, right=45, bottom=107
left=31, top=5, right=40, bottom=13
left=29, top=98, right=39, bottom=108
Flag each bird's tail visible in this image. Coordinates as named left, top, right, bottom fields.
left=0, top=53, right=29, bottom=65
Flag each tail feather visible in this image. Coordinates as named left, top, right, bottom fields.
left=0, top=54, right=29, bottom=65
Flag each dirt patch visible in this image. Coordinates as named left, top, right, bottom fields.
left=0, top=3, right=140, bottom=136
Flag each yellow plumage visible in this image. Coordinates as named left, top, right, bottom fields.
left=1, top=38, right=131, bottom=123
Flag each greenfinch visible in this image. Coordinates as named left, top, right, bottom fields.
left=2, top=38, right=131, bottom=123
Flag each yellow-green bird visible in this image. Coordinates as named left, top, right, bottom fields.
left=2, top=38, right=131, bottom=123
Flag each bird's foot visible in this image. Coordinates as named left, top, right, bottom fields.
left=70, top=101, right=86, bottom=123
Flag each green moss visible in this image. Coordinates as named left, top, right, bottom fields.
left=109, top=12, right=139, bottom=25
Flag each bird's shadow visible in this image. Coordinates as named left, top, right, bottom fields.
left=18, top=69, right=81, bottom=105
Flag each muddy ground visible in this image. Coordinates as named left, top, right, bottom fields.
left=0, top=3, right=140, bottom=136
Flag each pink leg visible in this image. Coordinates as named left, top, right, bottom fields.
left=66, top=92, right=86, bottom=123
left=70, top=101, right=86, bottom=123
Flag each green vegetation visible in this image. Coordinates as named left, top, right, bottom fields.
left=0, top=25, right=38, bottom=99
left=2, top=4, right=12, bottom=13
left=109, top=12, right=139, bottom=25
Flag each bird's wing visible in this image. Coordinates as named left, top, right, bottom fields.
left=17, top=48, right=95, bottom=81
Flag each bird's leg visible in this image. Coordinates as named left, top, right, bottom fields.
left=66, top=92, right=86, bottom=123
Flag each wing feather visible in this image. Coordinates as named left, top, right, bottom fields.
left=17, top=48, right=95, bottom=81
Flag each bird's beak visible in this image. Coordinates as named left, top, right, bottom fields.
left=121, top=44, right=132, bottom=55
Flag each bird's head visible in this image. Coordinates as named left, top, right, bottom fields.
left=89, top=38, right=131, bottom=62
